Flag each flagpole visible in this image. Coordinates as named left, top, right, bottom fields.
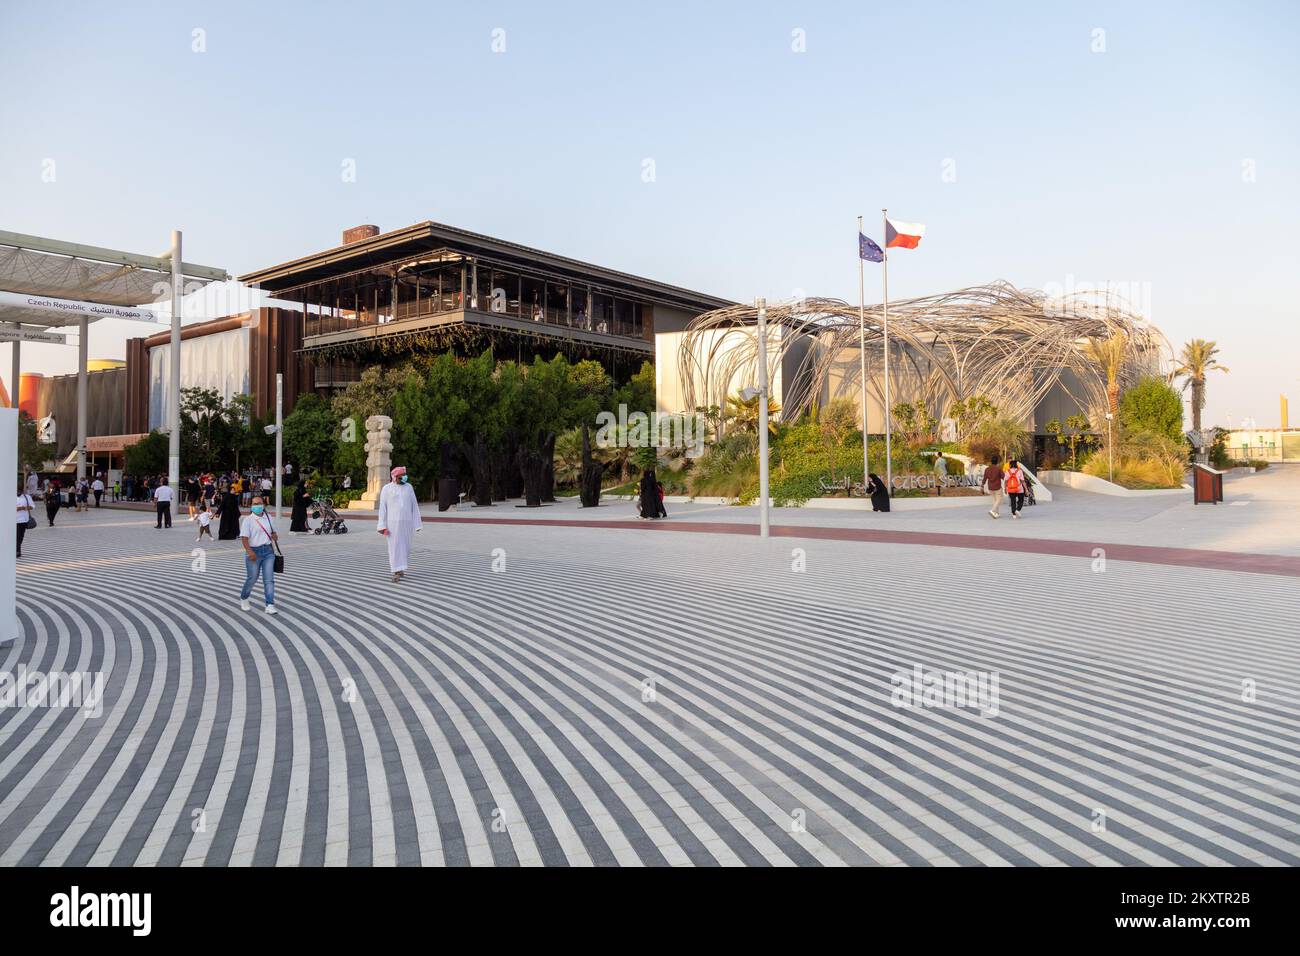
left=857, top=215, right=870, bottom=496
left=882, top=208, right=894, bottom=492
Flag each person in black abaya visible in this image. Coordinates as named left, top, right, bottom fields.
left=866, top=473, right=891, bottom=513
left=216, top=481, right=242, bottom=540
left=638, top=468, right=659, bottom=519
left=290, top=481, right=312, bottom=533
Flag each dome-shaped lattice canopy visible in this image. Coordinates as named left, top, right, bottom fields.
left=677, top=280, right=1167, bottom=426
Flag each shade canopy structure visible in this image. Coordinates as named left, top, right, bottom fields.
left=0, top=230, right=228, bottom=328
left=677, top=280, right=1170, bottom=430
left=0, top=228, right=229, bottom=484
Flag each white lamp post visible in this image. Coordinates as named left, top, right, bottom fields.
left=740, top=297, right=772, bottom=538
left=1105, top=412, right=1114, bottom=482
left=262, top=373, right=284, bottom=519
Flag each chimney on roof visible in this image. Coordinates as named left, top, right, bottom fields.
left=343, top=224, right=380, bottom=245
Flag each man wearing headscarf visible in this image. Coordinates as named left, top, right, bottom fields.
left=378, top=465, right=422, bottom=582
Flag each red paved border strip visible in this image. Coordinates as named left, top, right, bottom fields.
left=103, top=502, right=1300, bottom=577
left=418, top=514, right=1300, bottom=578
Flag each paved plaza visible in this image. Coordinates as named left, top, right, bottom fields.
left=2, top=470, right=1299, bottom=866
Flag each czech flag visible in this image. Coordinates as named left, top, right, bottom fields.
left=885, top=218, right=926, bottom=249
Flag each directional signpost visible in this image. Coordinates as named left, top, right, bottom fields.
left=0, top=326, right=68, bottom=345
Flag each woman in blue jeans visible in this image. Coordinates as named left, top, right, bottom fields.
left=238, top=495, right=280, bottom=614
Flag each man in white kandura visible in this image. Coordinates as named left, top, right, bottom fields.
left=377, top=465, right=422, bottom=582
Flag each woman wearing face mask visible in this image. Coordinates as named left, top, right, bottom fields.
left=377, top=465, right=422, bottom=583
left=238, top=495, right=280, bottom=614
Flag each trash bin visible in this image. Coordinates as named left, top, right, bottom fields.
left=1192, top=463, right=1223, bottom=505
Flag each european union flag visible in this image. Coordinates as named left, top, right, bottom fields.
left=859, top=232, right=884, bottom=262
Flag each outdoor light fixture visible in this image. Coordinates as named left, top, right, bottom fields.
left=263, top=424, right=279, bottom=436
left=739, top=386, right=760, bottom=402
left=1104, top=412, right=1115, bottom=482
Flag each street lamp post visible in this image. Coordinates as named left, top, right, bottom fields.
left=756, top=297, right=770, bottom=539
left=275, top=373, right=283, bottom=520
left=1105, top=412, right=1114, bottom=482
left=167, top=230, right=182, bottom=490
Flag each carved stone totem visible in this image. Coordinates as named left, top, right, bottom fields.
left=352, top=414, right=393, bottom=510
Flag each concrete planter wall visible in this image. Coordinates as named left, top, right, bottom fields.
left=1038, top=469, right=1189, bottom=497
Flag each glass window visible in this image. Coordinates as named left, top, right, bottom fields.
left=521, top=276, right=545, bottom=322
left=546, top=283, right=571, bottom=325
left=491, top=270, right=520, bottom=316
left=591, top=292, right=613, bottom=334
left=473, top=265, right=492, bottom=311
left=572, top=286, right=591, bottom=330
left=614, top=298, right=635, bottom=336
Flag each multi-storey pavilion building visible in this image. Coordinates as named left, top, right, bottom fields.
left=238, top=222, right=734, bottom=391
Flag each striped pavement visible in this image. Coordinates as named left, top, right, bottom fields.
left=2, top=508, right=1298, bottom=866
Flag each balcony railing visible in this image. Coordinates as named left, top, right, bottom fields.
left=305, top=297, right=644, bottom=340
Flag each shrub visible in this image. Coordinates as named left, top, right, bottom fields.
left=1119, top=375, right=1185, bottom=443
left=686, top=431, right=758, bottom=499
left=1083, top=429, right=1186, bottom=489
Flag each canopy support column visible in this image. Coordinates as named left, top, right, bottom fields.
left=77, top=316, right=88, bottom=479
left=167, top=230, right=182, bottom=488
left=9, top=323, right=19, bottom=409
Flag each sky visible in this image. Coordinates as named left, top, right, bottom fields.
left=1, top=0, right=1296, bottom=428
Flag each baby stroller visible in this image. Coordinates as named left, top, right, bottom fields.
left=311, top=496, right=349, bottom=534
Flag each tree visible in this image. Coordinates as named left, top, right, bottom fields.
left=568, top=359, right=613, bottom=429
left=18, top=412, right=45, bottom=472
left=553, top=428, right=585, bottom=486
left=612, top=361, right=655, bottom=418
left=391, top=369, right=439, bottom=491
left=332, top=364, right=408, bottom=422
left=282, top=393, right=340, bottom=475
left=1119, top=375, right=1184, bottom=443
left=1172, top=338, right=1229, bottom=433
left=947, top=395, right=997, bottom=443
left=970, top=416, right=1030, bottom=464
left=180, top=386, right=238, bottom=472
left=519, top=355, right=576, bottom=438
left=226, top=393, right=274, bottom=471
left=124, top=431, right=170, bottom=475
left=818, top=397, right=859, bottom=480
left=726, top=391, right=781, bottom=435
left=333, top=413, right=366, bottom=486
left=1084, top=332, right=1129, bottom=417
left=891, top=400, right=938, bottom=448
left=1044, top=415, right=1094, bottom=469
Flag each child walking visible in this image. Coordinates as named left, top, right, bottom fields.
left=194, top=504, right=215, bottom=540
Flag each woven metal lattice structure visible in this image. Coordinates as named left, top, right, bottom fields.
left=676, top=280, right=1168, bottom=425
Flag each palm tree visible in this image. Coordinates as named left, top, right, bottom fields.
left=552, top=428, right=584, bottom=486
left=1173, top=339, right=1229, bottom=433
left=1084, top=332, right=1128, bottom=417
left=725, top=392, right=781, bottom=435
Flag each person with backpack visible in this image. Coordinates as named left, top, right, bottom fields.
left=1006, top=459, right=1029, bottom=519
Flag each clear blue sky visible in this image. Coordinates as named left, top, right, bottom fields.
left=2, top=0, right=1296, bottom=427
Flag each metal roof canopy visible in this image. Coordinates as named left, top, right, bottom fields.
left=239, top=220, right=735, bottom=315
left=0, top=229, right=229, bottom=328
